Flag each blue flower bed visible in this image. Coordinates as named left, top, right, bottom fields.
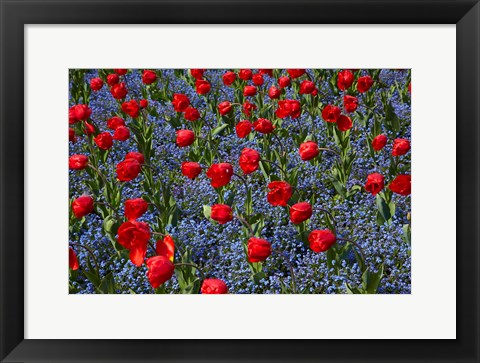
left=69, top=68, right=411, bottom=294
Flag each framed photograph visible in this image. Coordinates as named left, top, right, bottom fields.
left=1, top=0, right=479, bottom=362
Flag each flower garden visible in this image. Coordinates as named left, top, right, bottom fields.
left=68, top=68, right=411, bottom=294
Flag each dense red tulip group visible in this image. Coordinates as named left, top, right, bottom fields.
left=69, top=68, right=411, bottom=293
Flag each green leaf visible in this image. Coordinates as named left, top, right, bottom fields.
left=103, top=215, right=117, bottom=235
left=97, top=272, right=116, bottom=294
left=347, top=184, right=362, bottom=198
left=83, top=270, right=101, bottom=288
left=326, top=247, right=336, bottom=270
left=402, top=224, right=411, bottom=246
left=345, top=283, right=361, bottom=294
left=303, top=134, right=313, bottom=142
left=252, top=271, right=266, bottom=284
left=212, top=123, right=228, bottom=136
left=154, top=285, right=167, bottom=294
left=225, top=191, right=236, bottom=207
left=203, top=205, right=211, bottom=219
left=331, top=177, right=347, bottom=199
left=362, top=265, right=384, bottom=294
left=376, top=194, right=391, bottom=223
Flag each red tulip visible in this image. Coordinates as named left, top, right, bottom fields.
left=146, top=256, right=174, bottom=288
left=343, top=95, right=358, bottom=113
left=110, top=82, right=128, bottom=99
left=210, top=204, right=233, bottom=225
left=286, top=69, right=306, bottom=79
left=275, top=100, right=301, bottom=119
left=122, top=100, right=140, bottom=118
left=195, top=79, right=211, bottom=95
left=94, top=132, right=113, bottom=150
left=268, top=86, right=281, bottom=99
left=181, top=161, right=202, bottom=179
left=116, top=158, right=142, bottom=182
left=252, top=73, right=264, bottom=86
left=235, top=120, right=253, bottom=138
left=113, top=126, right=130, bottom=141
left=172, top=93, right=190, bottom=112
left=83, top=122, right=95, bottom=135
left=69, top=128, right=77, bottom=143
left=242, top=101, right=257, bottom=117
left=223, top=71, right=237, bottom=86
left=337, top=70, right=354, bottom=90
left=392, top=138, right=410, bottom=156
left=72, top=195, right=94, bottom=218
left=299, top=80, right=316, bottom=94
left=278, top=76, right=291, bottom=88
left=309, top=229, right=336, bottom=252
left=258, top=69, right=273, bottom=76
left=146, top=256, right=175, bottom=288
left=243, top=85, right=257, bottom=97
left=337, top=115, right=353, bottom=132
left=290, top=202, right=312, bottom=224
left=90, top=77, right=104, bottom=91
left=322, top=105, right=341, bottom=123
left=365, top=173, right=385, bottom=196
left=357, top=75, right=374, bottom=93
left=176, top=130, right=195, bottom=147
left=206, top=163, right=233, bottom=188
left=184, top=107, right=200, bottom=121
left=69, top=248, right=79, bottom=270
left=107, top=116, right=125, bottom=130
left=239, top=69, right=252, bottom=80
left=71, top=104, right=92, bottom=122
left=372, top=134, right=388, bottom=151
left=190, top=69, right=205, bottom=79
left=107, top=73, right=119, bottom=86
left=69, top=154, right=88, bottom=170
left=239, top=148, right=260, bottom=174
left=124, top=198, right=148, bottom=221
left=267, top=181, right=292, bottom=207
left=218, top=101, right=232, bottom=116
left=253, top=118, right=275, bottom=134
left=299, top=141, right=319, bottom=161
left=389, top=175, right=411, bottom=196
left=156, top=235, right=175, bottom=262
left=125, top=152, right=144, bottom=164
left=201, top=278, right=228, bottom=294
left=118, top=220, right=150, bottom=266
left=247, top=237, right=271, bottom=262
left=142, top=70, right=157, bottom=84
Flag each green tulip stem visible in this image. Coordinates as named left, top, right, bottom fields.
left=261, top=159, right=287, bottom=178
left=82, top=121, right=97, bottom=165
left=209, top=85, right=229, bottom=98
left=336, top=237, right=366, bottom=262
left=234, top=215, right=254, bottom=237
left=270, top=132, right=287, bottom=156
left=148, top=241, right=157, bottom=255
left=87, top=164, right=108, bottom=186
left=272, top=249, right=297, bottom=294
left=69, top=242, right=100, bottom=274
left=140, top=163, right=156, bottom=171
left=174, top=262, right=206, bottom=281
left=315, top=207, right=338, bottom=236
left=196, top=136, right=217, bottom=149
left=233, top=172, right=249, bottom=198
left=318, top=147, right=341, bottom=157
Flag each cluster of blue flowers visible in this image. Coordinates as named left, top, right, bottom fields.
left=69, top=68, right=411, bottom=294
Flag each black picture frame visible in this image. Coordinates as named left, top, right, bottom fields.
left=1, top=0, right=479, bottom=362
